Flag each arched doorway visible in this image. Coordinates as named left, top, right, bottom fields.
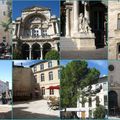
left=43, top=43, right=51, bottom=59
left=117, top=43, right=120, bottom=59
left=32, top=43, right=40, bottom=59
left=22, top=44, right=29, bottom=59
left=109, top=91, right=118, bottom=116
left=90, top=1, right=107, bottom=48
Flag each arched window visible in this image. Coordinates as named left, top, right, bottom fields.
left=117, top=13, right=120, bottom=29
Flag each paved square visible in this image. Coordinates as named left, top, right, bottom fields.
left=13, top=100, right=60, bottom=119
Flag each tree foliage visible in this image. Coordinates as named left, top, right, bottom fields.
left=13, top=39, right=23, bottom=59
left=93, top=105, right=106, bottom=119
left=45, top=50, right=60, bottom=60
left=60, top=61, right=100, bottom=108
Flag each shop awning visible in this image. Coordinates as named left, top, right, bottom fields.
left=47, top=85, right=60, bottom=89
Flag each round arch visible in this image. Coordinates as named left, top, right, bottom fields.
left=109, top=91, right=118, bottom=116
left=43, top=43, right=52, bottom=59
left=32, top=43, right=40, bottom=59
left=22, top=43, right=30, bottom=59
left=23, top=13, right=47, bottom=25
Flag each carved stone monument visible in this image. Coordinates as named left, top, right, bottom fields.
left=72, top=1, right=96, bottom=50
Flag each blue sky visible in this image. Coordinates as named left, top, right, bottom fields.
left=12, top=0, right=60, bottom=20
left=60, top=60, right=108, bottom=77
left=0, top=60, right=12, bottom=89
left=13, top=60, right=43, bottom=67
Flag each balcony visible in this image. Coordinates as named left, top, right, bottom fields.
left=20, top=35, right=51, bottom=40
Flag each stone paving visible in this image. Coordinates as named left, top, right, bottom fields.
left=0, top=105, right=12, bottom=119
left=61, top=47, right=107, bottom=59
left=13, top=99, right=60, bottom=119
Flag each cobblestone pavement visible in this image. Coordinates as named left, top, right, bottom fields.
left=61, top=47, right=107, bottom=59
left=0, top=105, right=12, bottom=119
left=109, top=117, right=120, bottom=119
left=13, top=100, right=60, bottom=119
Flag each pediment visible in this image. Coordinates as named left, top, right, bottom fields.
left=23, top=6, right=49, bottom=12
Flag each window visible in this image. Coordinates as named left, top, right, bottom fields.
left=3, top=11, right=6, bottom=16
left=89, top=97, right=92, bottom=107
left=49, top=72, right=53, bottom=80
left=34, top=66, right=37, bottom=72
left=108, top=65, right=114, bottom=71
left=118, top=13, right=120, bottom=29
left=96, top=96, right=100, bottom=106
left=40, top=64, right=44, bottom=70
left=42, top=87, right=45, bottom=95
left=2, top=0, right=4, bottom=4
left=82, top=97, right=85, bottom=107
left=58, top=70, right=61, bottom=79
left=89, top=110, right=92, bottom=118
left=48, top=61, right=52, bottom=68
left=34, top=75, right=37, bottom=83
left=33, top=28, right=39, bottom=37
left=2, top=37, right=6, bottom=42
left=104, top=95, right=108, bottom=106
left=53, top=22, right=57, bottom=34
left=42, top=29, right=47, bottom=36
left=118, top=44, right=120, bottom=53
left=50, top=89, right=54, bottom=95
left=103, top=82, right=108, bottom=91
left=41, top=73, right=44, bottom=81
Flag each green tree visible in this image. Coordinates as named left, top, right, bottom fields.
left=93, top=105, right=106, bottom=119
left=45, top=50, right=60, bottom=60
left=60, top=61, right=100, bottom=108
left=13, top=38, right=23, bottom=59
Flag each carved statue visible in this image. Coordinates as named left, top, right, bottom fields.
left=79, top=13, right=91, bottom=33
left=78, top=13, right=84, bottom=32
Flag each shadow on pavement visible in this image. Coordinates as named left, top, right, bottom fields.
left=0, top=111, right=12, bottom=119
left=13, top=107, right=59, bottom=119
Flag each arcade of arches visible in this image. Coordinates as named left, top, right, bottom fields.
left=16, top=42, right=53, bottom=59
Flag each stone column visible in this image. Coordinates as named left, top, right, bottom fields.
left=66, top=8, right=70, bottom=37
left=73, top=1, right=79, bottom=34
left=84, top=2, right=89, bottom=23
left=40, top=47, right=43, bottom=60
left=56, top=21, right=59, bottom=34
left=17, top=24, right=20, bottom=37
left=29, top=45, right=32, bottom=60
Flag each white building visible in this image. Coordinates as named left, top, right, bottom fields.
left=13, top=6, right=60, bottom=59
left=30, top=60, right=60, bottom=99
left=0, top=80, right=9, bottom=94
left=77, top=76, right=108, bottom=119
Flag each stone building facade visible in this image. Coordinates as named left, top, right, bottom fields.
left=13, top=65, right=37, bottom=101
left=30, top=60, right=60, bottom=99
left=0, top=80, right=9, bottom=95
left=108, top=0, right=120, bottom=60
left=0, top=0, right=11, bottom=48
left=77, top=76, right=108, bottom=119
left=13, top=6, right=60, bottom=59
left=108, top=61, right=120, bottom=117
left=61, top=0, right=107, bottom=51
